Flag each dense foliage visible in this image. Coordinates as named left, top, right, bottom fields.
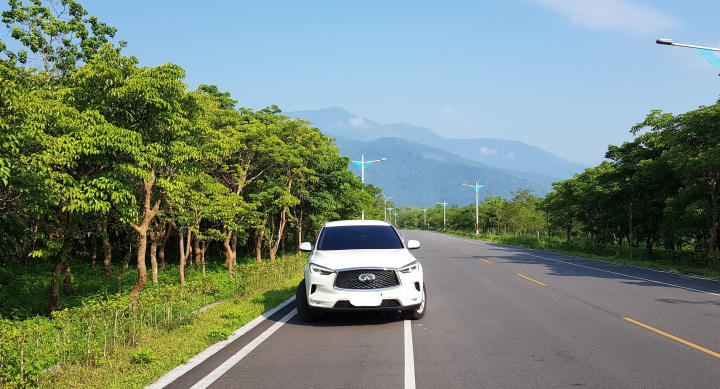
left=0, top=0, right=377, bottom=317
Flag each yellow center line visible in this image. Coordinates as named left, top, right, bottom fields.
left=449, top=246, right=454, bottom=249
left=460, top=251, right=468, bottom=254
left=624, top=317, right=720, bottom=359
left=480, top=258, right=492, bottom=264
left=517, top=274, right=546, bottom=287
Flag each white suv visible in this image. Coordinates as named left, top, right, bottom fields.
left=296, top=220, right=425, bottom=322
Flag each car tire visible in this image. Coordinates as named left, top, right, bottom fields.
left=402, top=285, right=426, bottom=320
left=296, top=280, right=322, bottom=323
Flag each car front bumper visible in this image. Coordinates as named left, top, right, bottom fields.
left=304, top=266, right=424, bottom=312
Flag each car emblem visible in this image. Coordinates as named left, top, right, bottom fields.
left=358, top=273, right=376, bottom=282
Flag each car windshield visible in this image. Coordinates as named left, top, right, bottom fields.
left=316, top=225, right=404, bottom=250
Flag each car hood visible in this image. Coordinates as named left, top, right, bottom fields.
left=310, top=249, right=417, bottom=270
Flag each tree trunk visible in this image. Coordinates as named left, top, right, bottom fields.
left=101, top=222, right=112, bottom=280
left=48, top=237, right=73, bottom=314
left=116, top=243, right=132, bottom=294
left=130, top=169, right=161, bottom=305
left=296, top=224, right=302, bottom=254
left=158, top=222, right=172, bottom=271
left=63, top=261, right=72, bottom=292
left=223, top=228, right=236, bottom=279
left=90, top=234, right=97, bottom=269
left=149, top=239, right=158, bottom=284
left=193, top=233, right=202, bottom=270
left=177, top=227, right=187, bottom=286
left=269, top=209, right=288, bottom=260
left=255, top=229, right=264, bottom=262
left=200, top=240, right=208, bottom=278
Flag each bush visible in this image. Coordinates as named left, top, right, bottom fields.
left=130, top=348, right=155, bottom=364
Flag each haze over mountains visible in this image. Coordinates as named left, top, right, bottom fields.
left=287, top=107, right=588, bottom=178
left=286, top=107, right=590, bottom=207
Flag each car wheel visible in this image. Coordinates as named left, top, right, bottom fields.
left=402, top=285, right=426, bottom=320
left=296, top=280, right=322, bottom=323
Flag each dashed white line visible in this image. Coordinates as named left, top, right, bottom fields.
left=404, top=320, right=416, bottom=389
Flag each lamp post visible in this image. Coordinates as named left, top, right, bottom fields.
left=384, top=196, right=396, bottom=221
left=656, top=38, right=720, bottom=52
left=387, top=207, right=394, bottom=225
left=422, top=208, right=427, bottom=229
left=656, top=38, right=720, bottom=71
left=437, top=201, right=448, bottom=230
left=394, top=212, right=398, bottom=226
left=351, top=154, right=387, bottom=220
left=462, top=181, right=484, bottom=235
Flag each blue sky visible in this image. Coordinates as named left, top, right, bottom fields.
left=70, top=1, right=720, bottom=165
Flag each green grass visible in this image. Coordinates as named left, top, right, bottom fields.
left=441, top=230, right=720, bottom=280
left=0, top=255, right=306, bottom=389
left=38, top=283, right=300, bottom=389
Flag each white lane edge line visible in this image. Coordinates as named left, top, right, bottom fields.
left=519, top=252, right=720, bottom=297
left=190, top=309, right=298, bottom=389
left=404, top=320, right=416, bottom=389
left=434, top=233, right=720, bottom=297
left=146, top=296, right=296, bottom=389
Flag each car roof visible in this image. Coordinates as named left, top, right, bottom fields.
left=323, top=220, right=393, bottom=227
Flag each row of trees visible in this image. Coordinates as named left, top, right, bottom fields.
left=0, top=0, right=376, bottom=313
left=543, top=100, right=720, bottom=255
left=378, top=189, right=544, bottom=235
left=385, top=99, right=720, bottom=263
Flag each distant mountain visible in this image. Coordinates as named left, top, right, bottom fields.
left=331, top=135, right=555, bottom=207
left=286, top=107, right=588, bottom=179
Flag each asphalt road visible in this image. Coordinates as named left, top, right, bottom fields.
left=150, top=231, right=720, bottom=389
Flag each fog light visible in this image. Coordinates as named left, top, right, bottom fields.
left=414, top=282, right=420, bottom=292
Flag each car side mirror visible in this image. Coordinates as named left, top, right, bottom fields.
left=407, top=240, right=420, bottom=250
left=299, top=242, right=313, bottom=252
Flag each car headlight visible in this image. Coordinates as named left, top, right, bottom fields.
left=309, top=263, right=334, bottom=275
left=398, top=261, right=420, bottom=274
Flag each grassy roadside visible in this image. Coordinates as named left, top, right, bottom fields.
left=439, top=230, right=720, bottom=280
left=40, top=281, right=301, bottom=389
left=1, top=255, right=305, bottom=389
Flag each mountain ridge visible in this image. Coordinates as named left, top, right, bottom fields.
left=286, top=107, right=588, bottom=179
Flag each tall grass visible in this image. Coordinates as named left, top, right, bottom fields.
left=0, top=255, right=305, bottom=388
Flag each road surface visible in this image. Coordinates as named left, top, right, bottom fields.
left=149, top=230, right=720, bottom=389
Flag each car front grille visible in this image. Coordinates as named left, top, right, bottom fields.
left=334, top=269, right=400, bottom=290
left=333, top=299, right=401, bottom=308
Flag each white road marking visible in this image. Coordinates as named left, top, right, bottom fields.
left=189, top=309, right=297, bottom=389
left=404, top=320, right=416, bottom=389
left=146, top=296, right=296, bottom=389
left=433, top=232, right=720, bottom=297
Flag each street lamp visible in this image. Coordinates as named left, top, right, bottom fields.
left=656, top=38, right=720, bottom=52
left=656, top=38, right=720, bottom=71
left=351, top=154, right=387, bottom=220
left=394, top=212, right=398, bottom=226
left=462, top=181, right=484, bottom=235
left=386, top=207, right=394, bottom=225
left=422, top=208, right=427, bottom=229
left=437, top=201, right=448, bottom=230
left=384, top=195, right=396, bottom=221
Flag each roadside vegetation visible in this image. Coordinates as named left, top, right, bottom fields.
left=0, top=1, right=384, bottom=388
left=386, top=97, right=720, bottom=278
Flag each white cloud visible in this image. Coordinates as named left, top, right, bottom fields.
left=507, top=152, right=515, bottom=158
left=528, top=0, right=679, bottom=34
left=443, top=107, right=454, bottom=116
left=480, top=147, right=496, bottom=155
left=349, top=117, right=367, bottom=128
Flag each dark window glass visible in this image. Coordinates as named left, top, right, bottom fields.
left=316, top=225, right=404, bottom=250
